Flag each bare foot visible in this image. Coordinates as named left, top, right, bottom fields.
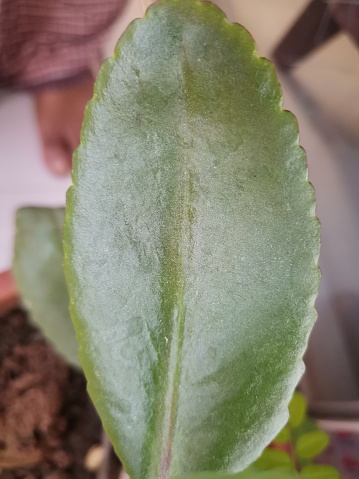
left=35, top=76, right=94, bottom=176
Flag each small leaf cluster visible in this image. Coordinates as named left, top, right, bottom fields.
left=240, top=392, right=341, bottom=478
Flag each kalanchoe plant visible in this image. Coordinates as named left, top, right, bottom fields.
left=13, top=0, right=322, bottom=478
left=63, top=0, right=320, bottom=478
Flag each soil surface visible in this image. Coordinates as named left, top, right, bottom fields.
left=0, top=307, right=102, bottom=479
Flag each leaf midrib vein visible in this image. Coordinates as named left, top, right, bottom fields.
left=155, top=38, right=196, bottom=479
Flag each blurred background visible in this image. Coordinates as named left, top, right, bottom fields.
left=1, top=0, right=359, bottom=477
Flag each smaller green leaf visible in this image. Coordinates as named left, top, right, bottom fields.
left=289, top=392, right=307, bottom=428
left=254, top=449, right=292, bottom=470
left=295, top=431, right=329, bottom=459
left=274, top=426, right=291, bottom=444
left=252, top=471, right=297, bottom=479
left=176, top=469, right=298, bottom=479
left=13, top=207, right=78, bottom=367
left=239, top=469, right=298, bottom=479
left=301, top=465, right=341, bottom=479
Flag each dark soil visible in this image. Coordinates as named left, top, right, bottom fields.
left=0, top=308, right=102, bottom=479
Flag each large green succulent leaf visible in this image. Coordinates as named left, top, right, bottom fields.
left=64, top=1, right=319, bottom=478
left=13, top=207, right=78, bottom=366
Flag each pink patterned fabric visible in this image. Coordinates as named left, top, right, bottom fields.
left=0, top=0, right=127, bottom=89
